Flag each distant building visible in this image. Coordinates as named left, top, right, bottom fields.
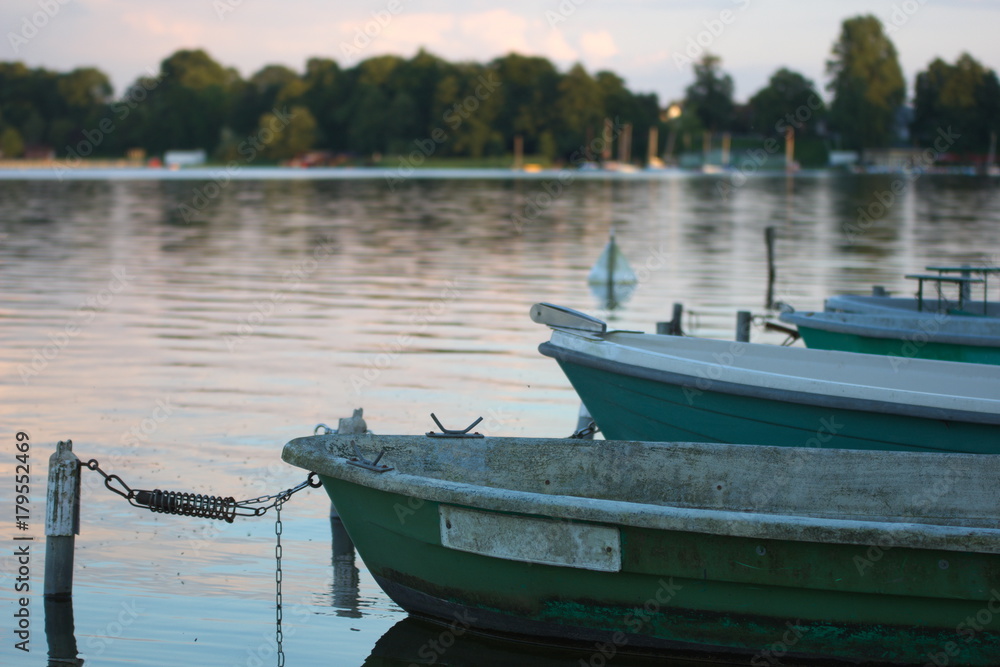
left=829, top=151, right=859, bottom=167
left=23, top=145, right=55, bottom=160
left=164, top=150, right=206, bottom=167
left=859, top=148, right=928, bottom=172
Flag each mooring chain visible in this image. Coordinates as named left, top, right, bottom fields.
left=275, top=497, right=286, bottom=667
left=82, top=459, right=321, bottom=523
left=569, top=421, right=600, bottom=439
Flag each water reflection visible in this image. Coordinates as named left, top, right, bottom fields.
left=5, top=172, right=1000, bottom=665
left=363, top=617, right=757, bottom=667
left=331, top=516, right=362, bottom=618
left=45, top=597, right=84, bottom=666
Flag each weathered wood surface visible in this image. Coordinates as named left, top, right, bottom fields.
left=45, top=440, right=80, bottom=599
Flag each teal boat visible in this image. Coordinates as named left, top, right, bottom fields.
left=779, top=310, right=1000, bottom=365
left=825, top=293, right=1000, bottom=318
left=282, top=432, right=1000, bottom=665
left=532, top=303, right=1000, bottom=453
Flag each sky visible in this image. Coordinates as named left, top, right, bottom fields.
left=3, top=0, right=999, bottom=105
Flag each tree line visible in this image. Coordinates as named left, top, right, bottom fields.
left=0, top=14, right=997, bottom=164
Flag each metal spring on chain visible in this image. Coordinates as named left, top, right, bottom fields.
left=134, top=489, right=238, bottom=523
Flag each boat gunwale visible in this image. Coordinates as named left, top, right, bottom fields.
left=780, top=310, right=1000, bottom=347
left=538, top=337, right=1000, bottom=426
left=824, top=294, right=1000, bottom=318
left=281, top=435, right=1000, bottom=555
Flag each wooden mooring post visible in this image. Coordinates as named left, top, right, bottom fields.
left=44, top=440, right=80, bottom=600
left=736, top=311, right=752, bottom=343
left=765, top=226, right=777, bottom=310
left=656, top=303, right=684, bottom=336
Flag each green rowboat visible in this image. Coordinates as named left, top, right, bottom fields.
left=281, top=432, right=1000, bottom=665
left=533, top=303, right=1000, bottom=453
left=779, top=310, right=1000, bottom=365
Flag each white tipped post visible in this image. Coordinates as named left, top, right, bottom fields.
left=45, top=440, right=81, bottom=600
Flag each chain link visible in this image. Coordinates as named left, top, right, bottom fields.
left=80, top=457, right=320, bottom=666
left=275, top=498, right=285, bottom=667
left=81, top=458, right=320, bottom=521
left=569, top=420, right=600, bottom=439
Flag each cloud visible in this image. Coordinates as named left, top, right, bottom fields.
left=120, top=11, right=207, bottom=43
left=542, top=29, right=578, bottom=62
left=459, top=9, right=532, bottom=54
left=337, top=12, right=458, bottom=62
left=580, top=30, right=617, bottom=60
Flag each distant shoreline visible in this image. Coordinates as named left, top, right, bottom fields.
left=0, top=163, right=825, bottom=182
left=0, top=161, right=992, bottom=181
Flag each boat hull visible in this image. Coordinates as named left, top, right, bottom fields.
left=319, top=474, right=1000, bottom=666
left=538, top=332, right=1000, bottom=454
left=796, top=324, right=1000, bottom=365
left=825, top=295, right=1000, bottom=318
left=780, top=310, right=1000, bottom=365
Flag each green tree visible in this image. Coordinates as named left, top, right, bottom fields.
left=139, top=49, right=235, bottom=154
left=553, top=64, right=603, bottom=155
left=490, top=54, right=560, bottom=155
left=446, top=64, right=503, bottom=158
left=748, top=68, right=825, bottom=137
left=0, top=126, right=24, bottom=157
left=826, top=15, right=905, bottom=152
left=912, top=53, right=1000, bottom=154
left=56, top=67, right=112, bottom=109
left=595, top=71, right=659, bottom=161
left=229, top=64, right=299, bottom=136
left=260, top=105, right=317, bottom=160
left=683, top=54, right=734, bottom=132
left=295, top=58, right=343, bottom=149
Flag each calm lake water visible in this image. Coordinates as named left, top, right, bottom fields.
left=1, top=168, right=998, bottom=666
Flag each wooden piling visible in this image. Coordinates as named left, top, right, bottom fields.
left=765, top=226, right=777, bottom=309
left=656, top=303, right=684, bottom=336
left=736, top=311, right=752, bottom=343
left=44, top=440, right=80, bottom=600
